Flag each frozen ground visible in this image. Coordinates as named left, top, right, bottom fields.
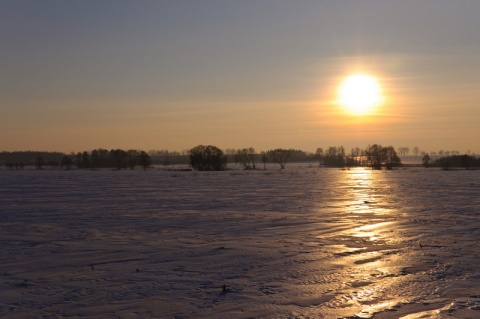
left=0, top=167, right=479, bottom=319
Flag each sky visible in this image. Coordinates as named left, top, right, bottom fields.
left=2, top=0, right=480, bottom=154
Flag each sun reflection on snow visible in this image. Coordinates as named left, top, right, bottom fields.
left=344, top=168, right=392, bottom=216
left=353, top=221, right=394, bottom=242
left=344, top=168, right=376, bottom=214
left=310, top=168, right=408, bottom=317
left=343, top=170, right=410, bottom=317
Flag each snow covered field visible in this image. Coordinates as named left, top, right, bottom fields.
left=1, top=167, right=479, bottom=318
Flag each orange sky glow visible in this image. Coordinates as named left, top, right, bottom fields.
left=1, top=1, right=480, bottom=154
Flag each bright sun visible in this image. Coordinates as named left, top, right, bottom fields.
left=338, top=74, right=382, bottom=116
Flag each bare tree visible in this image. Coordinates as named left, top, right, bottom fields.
left=365, top=144, right=384, bottom=170
left=162, top=151, right=171, bottom=168
left=267, top=149, right=291, bottom=169
left=384, top=146, right=401, bottom=169
left=260, top=151, right=268, bottom=170
left=398, top=147, right=410, bottom=157
left=412, top=146, right=420, bottom=157
left=323, top=146, right=345, bottom=167
left=234, top=148, right=256, bottom=170
left=349, top=147, right=361, bottom=166
left=365, top=144, right=401, bottom=170
left=315, top=148, right=324, bottom=167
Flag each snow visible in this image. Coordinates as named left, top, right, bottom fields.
left=1, top=167, right=479, bottom=318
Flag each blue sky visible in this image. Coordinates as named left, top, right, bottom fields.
left=2, top=1, right=480, bottom=153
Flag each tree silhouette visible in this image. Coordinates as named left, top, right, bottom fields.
left=162, top=152, right=171, bottom=168
left=111, top=149, right=128, bottom=170
left=433, top=155, right=480, bottom=170
left=315, top=148, right=324, bottom=167
left=74, top=152, right=85, bottom=168
left=35, top=157, right=44, bottom=170
left=97, top=149, right=112, bottom=167
left=139, top=151, right=151, bottom=170
left=189, top=145, right=226, bottom=171
left=365, top=144, right=384, bottom=169
left=412, top=146, right=420, bottom=157
left=422, top=154, right=431, bottom=168
left=348, top=147, right=362, bottom=166
left=323, top=146, right=345, bottom=167
left=260, top=151, right=268, bottom=170
left=398, top=147, right=410, bottom=157
left=61, top=156, right=73, bottom=170
left=365, top=144, right=401, bottom=170
left=267, top=149, right=291, bottom=169
left=90, top=149, right=100, bottom=168
left=82, top=151, right=90, bottom=168
left=461, top=154, right=471, bottom=170
left=127, top=150, right=139, bottom=170
left=234, top=148, right=256, bottom=170
left=384, top=146, right=401, bottom=169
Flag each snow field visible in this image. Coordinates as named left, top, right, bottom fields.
left=1, top=167, right=479, bottom=318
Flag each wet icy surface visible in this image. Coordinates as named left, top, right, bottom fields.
left=1, top=167, right=479, bottom=318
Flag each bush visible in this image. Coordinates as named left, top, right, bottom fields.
left=189, top=145, right=227, bottom=171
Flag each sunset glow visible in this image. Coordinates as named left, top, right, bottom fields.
left=2, top=2, right=480, bottom=318
left=1, top=1, right=480, bottom=153
left=338, top=74, right=383, bottom=116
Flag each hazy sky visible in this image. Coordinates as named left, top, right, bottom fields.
left=2, top=1, right=480, bottom=153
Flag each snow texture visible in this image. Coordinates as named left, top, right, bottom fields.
left=1, top=166, right=479, bottom=318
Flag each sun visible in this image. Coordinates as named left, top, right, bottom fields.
left=337, top=74, right=383, bottom=116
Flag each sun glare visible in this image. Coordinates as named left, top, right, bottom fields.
left=338, top=74, right=382, bottom=116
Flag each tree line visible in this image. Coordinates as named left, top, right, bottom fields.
left=189, top=144, right=401, bottom=171
left=0, top=144, right=402, bottom=171
left=422, top=154, right=480, bottom=170
left=0, top=151, right=64, bottom=169
left=2, top=145, right=479, bottom=171
left=397, top=146, right=467, bottom=157
left=1, top=149, right=152, bottom=171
